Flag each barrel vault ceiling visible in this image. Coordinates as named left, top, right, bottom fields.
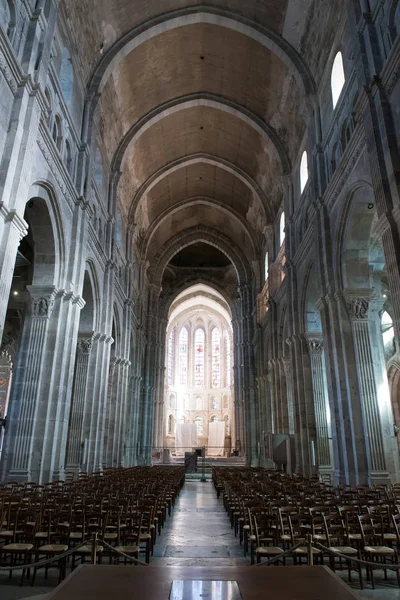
left=60, top=0, right=344, bottom=289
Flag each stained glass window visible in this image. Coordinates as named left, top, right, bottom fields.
left=179, top=327, right=188, bottom=386
left=168, top=328, right=175, bottom=385
left=194, top=328, right=205, bottom=387
left=225, top=332, right=231, bottom=386
left=212, top=397, right=219, bottom=410
left=211, top=415, right=219, bottom=422
left=211, top=328, right=220, bottom=388
left=195, top=416, right=204, bottom=436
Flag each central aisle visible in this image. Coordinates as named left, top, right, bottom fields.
left=152, top=480, right=248, bottom=566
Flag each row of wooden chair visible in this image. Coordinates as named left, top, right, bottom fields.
left=214, top=467, right=400, bottom=589
left=0, top=466, right=185, bottom=585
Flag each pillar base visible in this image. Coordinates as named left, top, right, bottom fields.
left=369, top=470, right=392, bottom=486
left=7, top=468, right=31, bottom=483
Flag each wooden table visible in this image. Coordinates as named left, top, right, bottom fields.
left=46, top=565, right=363, bottom=599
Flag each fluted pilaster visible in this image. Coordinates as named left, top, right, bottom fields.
left=307, top=337, right=332, bottom=470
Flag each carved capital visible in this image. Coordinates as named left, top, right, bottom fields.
left=31, top=295, right=55, bottom=317
left=307, top=337, right=324, bottom=355
left=77, top=336, right=94, bottom=354
left=282, top=357, right=292, bottom=377
left=347, top=297, right=370, bottom=320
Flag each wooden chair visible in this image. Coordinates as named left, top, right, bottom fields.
left=322, top=514, right=362, bottom=588
left=251, top=515, right=284, bottom=565
left=358, top=514, right=400, bottom=589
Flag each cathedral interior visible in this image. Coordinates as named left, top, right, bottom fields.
left=1, top=0, right=400, bottom=598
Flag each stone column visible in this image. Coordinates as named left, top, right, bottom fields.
left=104, top=356, right=118, bottom=468
left=5, top=288, right=56, bottom=481
left=345, top=294, right=390, bottom=484
left=80, top=332, right=113, bottom=474
left=306, top=337, right=333, bottom=479
left=65, top=335, right=94, bottom=472
left=239, top=284, right=258, bottom=466
left=139, top=284, right=161, bottom=464
left=282, top=358, right=295, bottom=436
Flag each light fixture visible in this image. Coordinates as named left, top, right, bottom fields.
left=13, top=291, right=19, bottom=296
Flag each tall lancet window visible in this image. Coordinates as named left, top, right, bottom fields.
left=179, top=327, right=188, bottom=386
left=225, top=331, right=231, bottom=387
left=211, top=328, right=221, bottom=388
left=194, top=328, right=205, bottom=387
left=167, top=328, right=175, bottom=386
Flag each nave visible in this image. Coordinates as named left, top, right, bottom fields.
left=3, top=467, right=400, bottom=599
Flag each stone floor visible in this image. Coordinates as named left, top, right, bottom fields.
left=2, top=480, right=400, bottom=599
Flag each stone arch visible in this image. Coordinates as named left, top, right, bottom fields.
left=130, top=153, right=271, bottom=223
left=113, top=93, right=291, bottom=176
left=26, top=182, right=66, bottom=287
left=337, top=181, right=379, bottom=291
left=144, top=196, right=258, bottom=259
left=160, top=276, right=238, bottom=321
left=81, top=260, right=100, bottom=332
left=388, top=362, right=400, bottom=449
left=152, top=227, right=252, bottom=286
left=87, top=7, right=316, bottom=100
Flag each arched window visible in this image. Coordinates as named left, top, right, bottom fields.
left=212, top=397, right=219, bottom=410
left=44, top=87, right=52, bottom=126
left=300, top=151, right=308, bottom=193
left=178, top=415, right=186, bottom=424
left=2, top=1, right=16, bottom=42
left=211, top=415, right=219, bottom=423
left=65, top=140, right=73, bottom=175
left=196, top=396, right=202, bottom=410
left=168, top=414, right=175, bottom=435
left=264, top=251, right=269, bottom=282
left=52, top=115, right=62, bottom=151
left=115, top=209, right=123, bottom=245
left=194, top=328, right=205, bottom=387
left=211, top=328, right=221, bottom=388
left=94, top=147, right=103, bottom=189
left=60, top=48, right=74, bottom=105
left=195, top=416, right=204, bottom=436
left=381, top=310, right=395, bottom=348
left=225, top=332, right=231, bottom=387
left=178, top=327, right=188, bottom=386
left=168, top=328, right=175, bottom=386
left=331, top=51, right=345, bottom=109
left=169, top=393, right=175, bottom=409
left=279, top=212, right=285, bottom=247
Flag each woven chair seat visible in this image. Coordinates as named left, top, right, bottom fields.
left=74, top=544, right=103, bottom=554
left=364, top=546, right=395, bottom=555
left=293, top=546, right=321, bottom=555
left=330, top=546, right=358, bottom=555
left=1, top=543, right=33, bottom=551
left=257, top=546, right=284, bottom=555
left=37, top=544, right=68, bottom=553
left=115, top=545, right=140, bottom=554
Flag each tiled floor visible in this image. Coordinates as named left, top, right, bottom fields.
left=2, top=480, right=400, bottom=599
left=151, top=480, right=248, bottom=567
